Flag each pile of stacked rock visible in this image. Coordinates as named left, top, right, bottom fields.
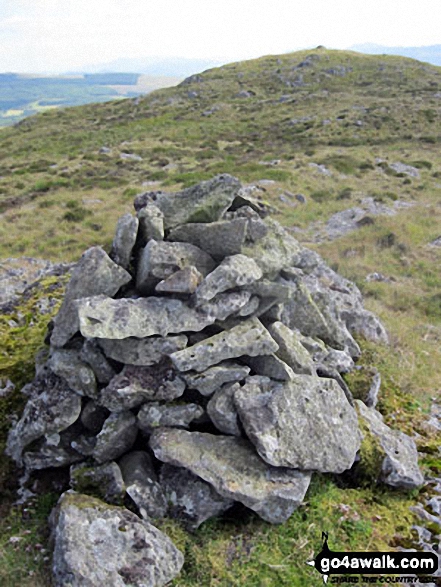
left=6, top=175, right=424, bottom=586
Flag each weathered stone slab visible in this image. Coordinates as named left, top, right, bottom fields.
left=80, top=339, right=116, bottom=384
left=137, top=240, right=215, bottom=294
left=110, top=213, right=139, bottom=269
left=137, top=203, right=164, bottom=242
left=160, top=464, right=234, bottom=529
left=138, top=402, right=204, bottom=433
left=167, top=218, right=248, bottom=258
left=195, top=254, right=263, bottom=302
left=70, top=462, right=125, bottom=505
left=51, top=247, right=132, bottom=347
left=51, top=491, right=184, bottom=587
left=356, top=400, right=424, bottom=489
left=197, top=290, right=252, bottom=321
left=170, top=317, right=278, bottom=373
left=133, top=174, right=241, bottom=229
left=150, top=429, right=311, bottom=524
left=155, top=266, right=203, bottom=294
left=93, top=412, right=137, bottom=464
left=235, top=375, right=362, bottom=473
left=48, top=349, right=97, bottom=398
left=77, top=295, right=217, bottom=339
left=99, top=362, right=186, bottom=412
left=207, top=383, right=242, bottom=436
left=244, top=354, right=294, bottom=381
left=6, top=373, right=82, bottom=464
left=183, top=361, right=250, bottom=396
left=24, top=442, right=83, bottom=470
left=118, top=451, right=167, bottom=519
left=266, top=321, right=314, bottom=375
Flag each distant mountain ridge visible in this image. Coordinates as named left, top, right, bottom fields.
left=350, top=43, right=441, bottom=67
left=75, top=56, right=225, bottom=77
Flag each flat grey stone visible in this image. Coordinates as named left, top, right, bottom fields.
left=195, top=254, right=263, bottom=302
left=6, top=373, right=82, bottom=465
left=237, top=295, right=260, bottom=317
left=160, top=464, right=234, bottom=529
left=317, top=349, right=355, bottom=374
left=137, top=203, right=164, bottom=242
left=197, top=290, right=252, bottom=321
left=24, top=442, right=83, bottom=470
left=51, top=491, right=184, bottom=587
left=48, top=349, right=97, bottom=399
left=99, top=335, right=188, bottom=366
left=150, top=429, right=311, bottom=524
left=137, top=240, right=215, bottom=294
left=183, top=361, right=250, bottom=396
left=51, top=247, right=131, bottom=347
left=110, top=213, right=139, bottom=269
left=80, top=339, right=116, bottom=384
left=167, top=218, right=248, bottom=258
left=118, top=451, right=167, bottom=519
left=93, top=412, right=137, bottom=464
left=356, top=400, right=424, bottom=489
left=155, top=266, right=203, bottom=294
left=207, top=383, right=242, bottom=436
left=245, top=354, right=295, bottom=381
left=70, top=462, right=125, bottom=505
left=138, top=402, right=204, bottom=433
left=266, top=321, right=314, bottom=375
left=133, top=174, right=241, bottom=229
left=77, top=295, right=218, bottom=339
left=235, top=375, right=362, bottom=473
left=170, top=317, right=278, bottom=373
left=99, top=362, right=186, bottom=412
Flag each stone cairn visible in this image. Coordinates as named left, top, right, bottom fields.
left=6, top=175, right=424, bottom=586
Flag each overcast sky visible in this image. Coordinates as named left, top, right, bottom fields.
left=1, top=0, right=440, bottom=73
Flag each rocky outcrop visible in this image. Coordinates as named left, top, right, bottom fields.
left=5, top=174, right=423, bottom=586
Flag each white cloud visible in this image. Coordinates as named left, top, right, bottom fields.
left=1, top=0, right=441, bottom=72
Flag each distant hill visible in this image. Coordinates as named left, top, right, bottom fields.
left=350, top=43, right=441, bottom=66
left=0, top=72, right=181, bottom=127
left=77, top=56, right=224, bottom=77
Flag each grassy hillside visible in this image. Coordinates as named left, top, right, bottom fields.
left=0, top=73, right=180, bottom=127
left=0, top=48, right=440, bottom=585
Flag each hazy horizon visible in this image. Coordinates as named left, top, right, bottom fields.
left=1, top=0, right=440, bottom=74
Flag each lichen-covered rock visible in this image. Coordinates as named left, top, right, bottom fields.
left=24, top=442, right=83, bottom=470
left=51, top=491, right=183, bottom=587
left=183, top=361, right=250, bottom=396
left=317, top=348, right=355, bottom=374
left=80, top=400, right=109, bottom=434
left=138, top=402, right=204, bottom=433
left=93, top=412, right=137, bottom=464
left=150, top=429, right=312, bottom=524
left=80, top=339, right=116, bottom=384
left=137, top=203, right=164, bottom=242
left=99, top=335, right=188, bottom=366
left=167, top=218, right=248, bottom=258
left=356, top=400, right=424, bottom=489
left=70, top=462, right=125, bottom=505
left=77, top=295, right=218, bottom=339
left=133, top=174, right=241, bottom=229
left=235, top=375, right=361, bottom=473
left=155, top=266, right=203, bottom=294
left=197, top=290, right=252, bottom=321
left=48, top=348, right=97, bottom=398
left=6, top=373, right=82, bottom=464
left=195, top=254, right=263, bottom=302
left=160, top=464, right=234, bottom=529
left=99, top=362, right=186, bottom=412
left=170, top=317, right=278, bottom=373
left=266, top=321, right=314, bottom=375
left=109, top=213, right=139, bottom=269
left=51, top=247, right=131, bottom=347
left=244, top=354, right=294, bottom=381
left=207, top=383, right=242, bottom=436
left=118, top=451, right=167, bottom=519
left=137, top=240, right=215, bottom=294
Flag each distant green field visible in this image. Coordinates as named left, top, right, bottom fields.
left=0, top=72, right=180, bottom=126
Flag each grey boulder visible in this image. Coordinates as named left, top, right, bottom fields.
left=235, top=375, right=362, bottom=473
left=109, top=213, right=139, bottom=269
left=183, top=361, right=250, bottom=397
left=138, top=402, right=204, bottom=433
left=155, top=266, right=203, bottom=294
left=48, top=349, right=97, bottom=398
left=51, top=491, right=183, bottom=587
left=150, top=429, right=312, bottom=524
left=207, top=383, right=242, bottom=436
left=266, top=321, right=314, bottom=375
left=137, top=203, right=165, bottom=242
left=93, top=411, right=137, bottom=464
left=51, top=247, right=131, bottom=347
left=99, top=335, right=188, bottom=366
left=70, top=462, right=125, bottom=505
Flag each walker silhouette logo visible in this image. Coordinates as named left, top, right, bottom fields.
left=306, top=532, right=438, bottom=584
